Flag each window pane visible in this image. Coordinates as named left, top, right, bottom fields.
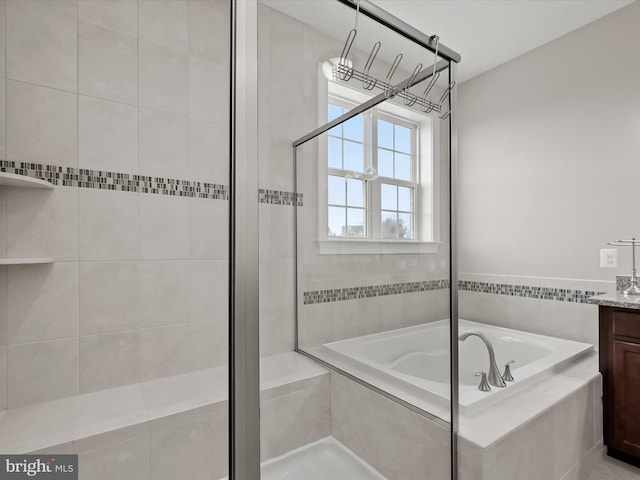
left=395, top=153, right=411, bottom=181
left=328, top=137, right=342, bottom=169
left=344, top=114, right=363, bottom=142
left=395, top=125, right=411, bottom=153
left=328, top=105, right=343, bottom=135
left=346, top=208, right=365, bottom=237
left=328, top=175, right=345, bottom=206
left=378, top=148, right=393, bottom=178
left=381, top=211, right=398, bottom=239
left=343, top=141, right=364, bottom=172
left=328, top=206, right=346, bottom=237
left=398, top=213, right=413, bottom=239
left=378, top=119, right=393, bottom=149
left=381, top=183, right=397, bottom=210
left=346, top=178, right=364, bottom=208
left=398, top=186, right=412, bottom=212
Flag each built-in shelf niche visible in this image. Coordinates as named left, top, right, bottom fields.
left=0, top=258, right=55, bottom=265
left=0, top=171, right=54, bottom=189
left=0, top=172, right=55, bottom=265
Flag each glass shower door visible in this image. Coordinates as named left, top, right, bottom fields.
left=256, top=0, right=457, bottom=477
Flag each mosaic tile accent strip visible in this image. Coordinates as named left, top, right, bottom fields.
left=0, top=160, right=228, bottom=200
left=459, top=280, right=606, bottom=304
left=259, top=188, right=303, bottom=206
left=303, top=279, right=450, bottom=305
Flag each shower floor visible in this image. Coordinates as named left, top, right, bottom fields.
left=261, top=436, right=387, bottom=480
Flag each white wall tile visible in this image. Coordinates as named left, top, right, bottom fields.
left=79, top=262, right=139, bottom=335
left=189, top=321, right=226, bottom=370
left=0, top=345, right=6, bottom=411
left=79, top=189, right=139, bottom=261
left=553, top=384, right=596, bottom=478
left=189, top=57, right=227, bottom=124
left=7, top=263, right=78, bottom=344
left=6, top=80, right=77, bottom=166
left=79, top=331, right=139, bottom=393
left=260, top=310, right=295, bottom=358
left=139, top=195, right=189, bottom=260
left=149, top=407, right=216, bottom=480
left=139, top=0, right=188, bottom=53
left=188, top=0, right=229, bottom=62
left=139, top=40, right=188, bottom=117
left=189, top=198, right=228, bottom=259
left=260, top=388, right=306, bottom=461
left=189, top=259, right=227, bottom=323
left=330, top=372, right=450, bottom=479
left=6, top=0, right=77, bottom=92
left=78, top=0, right=138, bottom=37
left=139, top=108, right=189, bottom=179
left=139, top=260, right=190, bottom=328
left=0, top=188, right=6, bottom=258
left=0, top=78, right=5, bottom=161
left=8, top=338, right=78, bottom=408
left=78, top=21, right=137, bottom=106
left=0, top=0, right=5, bottom=78
left=0, top=267, right=6, bottom=346
left=6, top=186, right=78, bottom=261
left=79, top=435, right=150, bottom=480
left=578, top=303, right=599, bottom=350
left=259, top=258, right=295, bottom=313
left=188, top=119, right=228, bottom=184
left=79, top=95, right=138, bottom=173
left=139, top=325, right=190, bottom=381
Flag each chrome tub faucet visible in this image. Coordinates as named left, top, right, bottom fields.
left=459, top=330, right=506, bottom=388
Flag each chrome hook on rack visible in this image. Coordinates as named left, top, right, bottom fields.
left=362, top=42, right=381, bottom=90
left=402, top=63, right=422, bottom=106
left=337, top=28, right=357, bottom=81
left=384, top=53, right=403, bottom=99
left=438, top=81, right=456, bottom=119
left=420, top=72, right=440, bottom=113
left=421, top=35, right=441, bottom=112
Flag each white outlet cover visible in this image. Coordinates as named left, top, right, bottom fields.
left=600, top=248, right=618, bottom=268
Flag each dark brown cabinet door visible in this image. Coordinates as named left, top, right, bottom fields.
left=612, top=339, right=640, bottom=458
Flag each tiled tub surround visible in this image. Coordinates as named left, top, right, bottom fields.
left=0, top=352, right=329, bottom=480
left=327, top=352, right=601, bottom=480
left=459, top=273, right=612, bottom=349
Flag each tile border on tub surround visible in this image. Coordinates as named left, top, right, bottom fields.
left=303, top=279, right=450, bottom=305
left=459, top=280, right=605, bottom=304
left=304, top=279, right=607, bottom=306
left=0, top=160, right=228, bottom=200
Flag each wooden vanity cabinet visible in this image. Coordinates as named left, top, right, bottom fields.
left=599, top=305, right=640, bottom=467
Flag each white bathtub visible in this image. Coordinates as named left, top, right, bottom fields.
left=321, top=319, right=593, bottom=412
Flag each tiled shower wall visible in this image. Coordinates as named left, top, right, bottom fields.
left=259, top=5, right=453, bottom=351
left=0, top=0, right=230, bottom=409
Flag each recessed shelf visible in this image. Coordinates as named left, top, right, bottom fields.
left=0, top=258, right=55, bottom=265
left=0, top=172, right=54, bottom=189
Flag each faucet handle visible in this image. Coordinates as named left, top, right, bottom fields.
left=475, top=371, right=491, bottom=392
left=502, top=360, right=515, bottom=382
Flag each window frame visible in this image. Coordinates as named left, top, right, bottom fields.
left=316, top=72, right=441, bottom=255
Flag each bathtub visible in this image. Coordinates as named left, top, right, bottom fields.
left=320, top=319, right=593, bottom=412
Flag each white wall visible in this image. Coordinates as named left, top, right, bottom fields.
left=457, top=1, right=640, bottom=344
left=459, top=0, right=640, bottom=281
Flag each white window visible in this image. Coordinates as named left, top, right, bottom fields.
left=318, top=74, right=440, bottom=255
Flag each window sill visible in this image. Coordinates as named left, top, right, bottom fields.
left=317, top=239, right=442, bottom=255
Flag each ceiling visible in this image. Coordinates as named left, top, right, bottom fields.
left=263, top=0, right=635, bottom=83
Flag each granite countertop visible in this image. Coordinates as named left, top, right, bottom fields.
left=589, top=292, right=640, bottom=310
